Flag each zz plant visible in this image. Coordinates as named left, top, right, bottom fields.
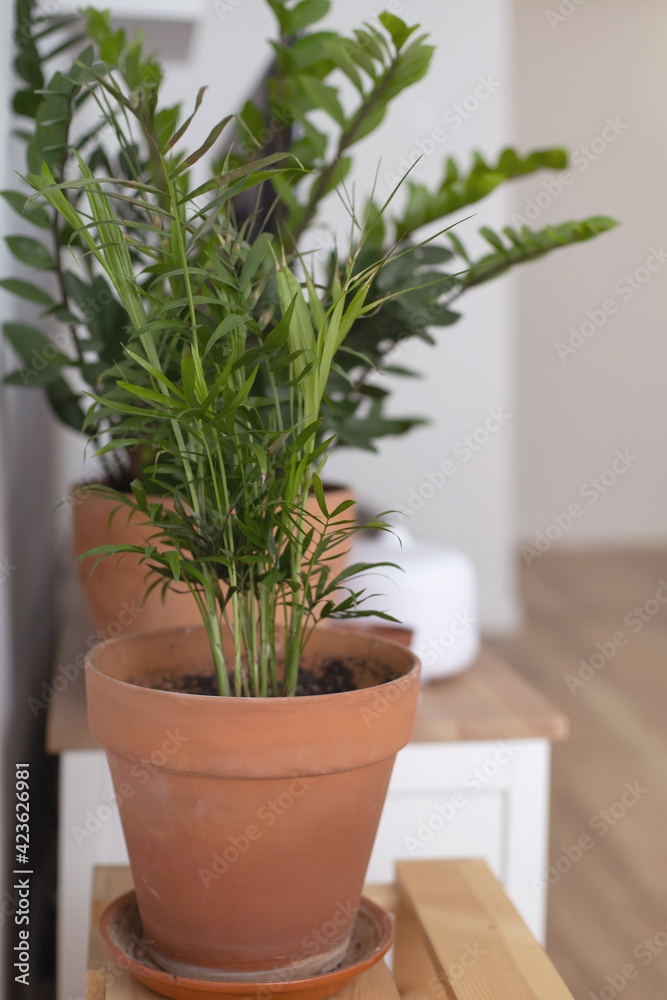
left=223, top=2, right=618, bottom=450
left=5, top=1, right=180, bottom=484
left=5, top=3, right=617, bottom=698
left=3, top=0, right=617, bottom=469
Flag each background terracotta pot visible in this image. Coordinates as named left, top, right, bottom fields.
left=334, top=623, right=414, bottom=647
left=86, top=626, right=420, bottom=981
left=72, top=484, right=355, bottom=635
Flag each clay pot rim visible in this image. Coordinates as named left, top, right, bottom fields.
left=87, top=623, right=420, bottom=778
left=71, top=480, right=353, bottom=500
left=85, top=623, right=419, bottom=705
left=71, top=480, right=169, bottom=503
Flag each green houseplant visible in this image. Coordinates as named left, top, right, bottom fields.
left=5, top=2, right=616, bottom=458
left=222, top=5, right=616, bottom=449
left=28, top=15, right=424, bottom=980
left=4, top=3, right=355, bottom=633
left=4, top=2, right=616, bottom=635
left=13, top=2, right=618, bottom=983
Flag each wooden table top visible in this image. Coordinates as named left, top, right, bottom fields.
left=88, top=860, right=575, bottom=1000
left=46, top=574, right=567, bottom=755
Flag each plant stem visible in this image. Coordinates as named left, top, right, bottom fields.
left=290, top=56, right=401, bottom=249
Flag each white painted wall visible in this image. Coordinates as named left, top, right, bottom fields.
left=56, top=0, right=520, bottom=630
left=514, top=0, right=667, bottom=548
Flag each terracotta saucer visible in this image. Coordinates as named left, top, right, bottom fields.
left=99, top=891, right=394, bottom=1000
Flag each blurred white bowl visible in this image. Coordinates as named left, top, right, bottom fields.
left=350, top=527, right=479, bottom=681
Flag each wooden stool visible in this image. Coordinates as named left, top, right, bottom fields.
left=87, top=860, right=574, bottom=1000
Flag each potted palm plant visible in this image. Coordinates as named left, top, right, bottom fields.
left=29, top=19, right=425, bottom=981
left=4, top=1, right=616, bottom=636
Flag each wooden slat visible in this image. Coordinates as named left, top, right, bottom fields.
left=336, top=960, right=400, bottom=1000
left=366, top=883, right=440, bottom=1000
left=397, top=859, right=575, bottom=1000
left=393, top=897, right=440, bottom=1000
left=89, top=864, right=575, bottom=1000
left=363, top=883, right=398, bottom=914
left=88, top=868, right=139, bottom=1000
left=106, top=965, right=157, bottom=1000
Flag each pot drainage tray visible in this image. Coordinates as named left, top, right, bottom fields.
left=99, top=890, right=394, bottom=1000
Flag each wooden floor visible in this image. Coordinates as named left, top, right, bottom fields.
left=489, top=550, right=667, bottom=1000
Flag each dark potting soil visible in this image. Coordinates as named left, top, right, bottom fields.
left=146, top=658, right=360, bottom=697
left=295, top=658, right=358, bottom=696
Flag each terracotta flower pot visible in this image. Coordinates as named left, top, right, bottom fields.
left=333, top=622, right=414, bottom=647
left=72, top=484, right=355, bottom=635
left=86, top=626, right=420, bottom=981
left=72, top=489, right=200, bottom=635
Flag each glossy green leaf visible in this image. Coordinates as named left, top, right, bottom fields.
left=0, top=278, right=54, bottom=306
left=13, top=89, right=42, bottom=118
left=174, top=115, right=234, bottom=174
left=5, top=235, right=56, bottom=269
left=311, top=474, right=328, bottom=517
left=0, top=189, right=51, bottom=229
left=298, top=76, right=345, bottom=127
left=3, top=322, right=70, bottom=366
left=291, top=0, right=330, bottom=31
left=164, top=550, right=181, bottom=583
left=378, top=13, right=418, bottom=50
left=458, top=216, right=619, bottom=290
left=45, top=377, right=85, bottom=431
left=395, top=147, right=571, bottom=239
left=181, top=354, right=197, bottom=405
